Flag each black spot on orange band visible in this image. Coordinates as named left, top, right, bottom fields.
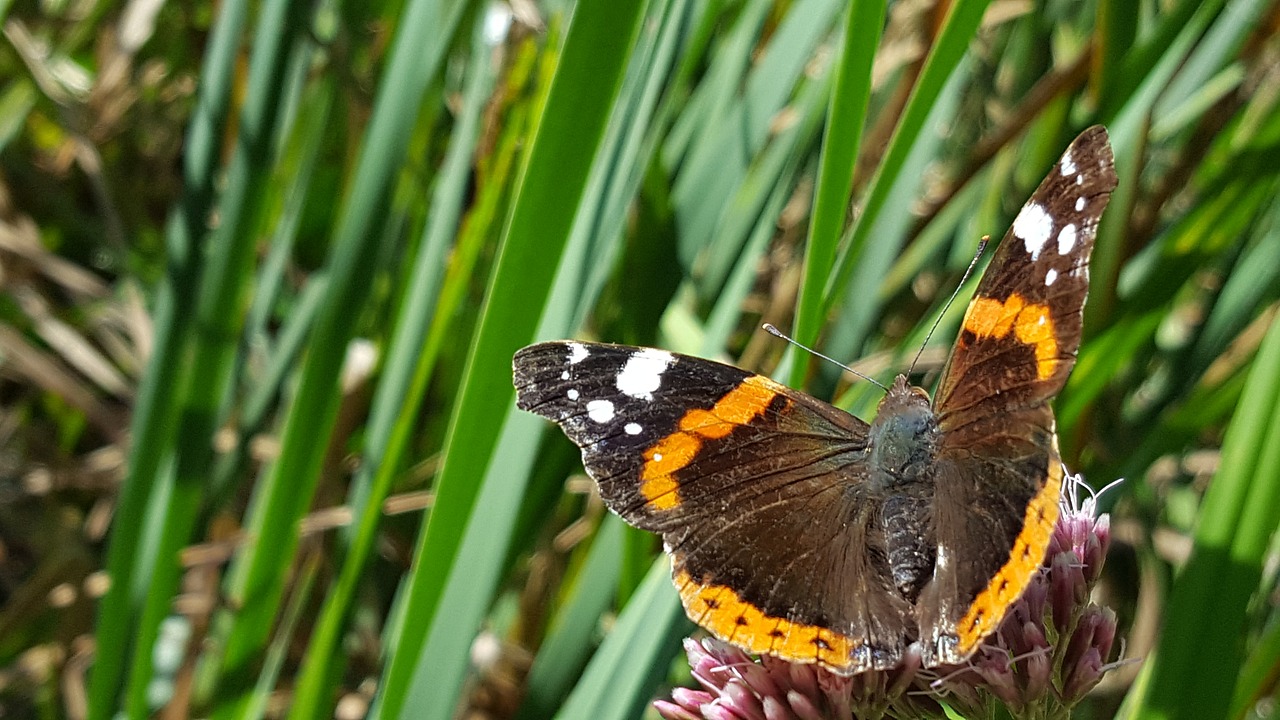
left=674, top=567, right=858, bottom=671
left=954, top=458, right=1063, bottom=653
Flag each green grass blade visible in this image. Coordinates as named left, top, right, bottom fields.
left=824, top=62, right=965, bottom=372
left=132, top=0, right=314, bottom=704
left=704, top=72, right=830, bottom=353
left=787, top=0, right=884, bottom=387
left=285, top=14, right=501, bottom=717
left=822, top=0, right=990, bottom=336
left=514, top=517, right=625, bottom=720
left=86, top=0, right=250, bottom=715
left=370, top=2, right=648, bottom=716
left=554, top=558, right=691, bottom=720
left=670, top=0, right=842, bottom=273
left=1132, top=312, right=1280, bottom=720
left=1090, top=3, right=1217, bottom=330
left=210, top=0, right=475, bottom=703
left=1231, top=604, right=1280, bottom=717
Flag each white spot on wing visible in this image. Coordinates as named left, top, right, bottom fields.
left=1058, top=223, right=1078, bottom=254
left=624, top=422, right=642, bottom=435
left=1045, top=268, right=1059, bottom=286
left=567, top=388, right=579, bottom=400
left=560, top=370, right=570, bottom=380
left=1061, top=149, right=1077, bottom=176
left=586, top=399, right=615, bottom=423
left=567, top=343, right=589, bottom=364
left=653, top=452, right=663, bottom=462
left=1014, top=202, right=1054, bottom=260
left=616, top=348, right=674, bottom=400
left=1075, top=196, right=1085, bottom=211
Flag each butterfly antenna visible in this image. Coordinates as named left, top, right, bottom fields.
left=906, top=236, right=990, bottom=378
left=763, top=324, right=889, bottom=392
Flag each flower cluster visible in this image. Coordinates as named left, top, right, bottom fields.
left=656, top=474, right=1119, bottom=720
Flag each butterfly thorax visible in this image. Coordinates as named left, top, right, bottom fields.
left=867, top=376, right=939, bottom=487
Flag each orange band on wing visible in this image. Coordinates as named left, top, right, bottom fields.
left=955, top=460, right=1063, bottom=653
left=674, top=567, right=857, bottom=671
left=962, top=293, right=1060, bottom=380
left=639, top=376, right=786, bottom=511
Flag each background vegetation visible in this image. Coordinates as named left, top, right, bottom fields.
left=1, top=0, right=1278, bottom=718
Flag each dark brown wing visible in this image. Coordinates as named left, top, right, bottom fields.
left=919, top=127, right=1118, bottom=665
left=513, top=341, right=912, bottom=673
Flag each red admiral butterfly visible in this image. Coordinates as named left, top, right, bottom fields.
left=513, top=126, right=1117, bottom=674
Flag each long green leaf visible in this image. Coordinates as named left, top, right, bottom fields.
left=285, top=12, right=502, bottom=718
left=210, top=0, right=476, bottom=706
left=1132, top=312, right=1280, bottom=719
left=822, top=0, right=990, bottom=317
left=788, top=0, right=884, bottom=387
left=370, top=1, right=648, bottom=716
left=86, top=0, right=250, bottom=715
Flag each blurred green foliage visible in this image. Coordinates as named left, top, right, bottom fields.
left=0, top=0, right=1278, bottom=718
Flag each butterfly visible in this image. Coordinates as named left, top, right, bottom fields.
left=512, top=126, right=1117, bottom=674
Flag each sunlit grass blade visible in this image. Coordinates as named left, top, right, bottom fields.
left=821, top=0, right=990, bottom=346
left=208, top=0, right=475, bottom=708
left=787, top=0, right=884, bottom=387
left=824, top=63, right=965, bottom=374
left=1130, top=312, right=1280, bottom=719
left=85, top=0, right=249, bottom=715
left=702, top=66, right=831, bottom=352
left=370, top=2, right=648, bottom=716
left=669, top=0, right=843, bottom=273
